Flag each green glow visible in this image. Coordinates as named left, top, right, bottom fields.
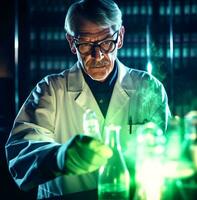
left=166, top=116, right=182, bottom=160
left=163, top=160, right=195, bottom=179
left=135, top=123, right=166, bottom=200
left=135, top=160, right=164, bottom=200
left=124, top=112, right=197, bottom=199
left=191, top=145, right=197, bottom=169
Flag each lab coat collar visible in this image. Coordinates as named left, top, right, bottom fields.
left=67, top=59, right=135, bottom=127
left=67, top=61, right=104, bottom=124
left=67, top=59, right=134, bottom=94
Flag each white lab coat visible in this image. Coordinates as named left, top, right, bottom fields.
left=5, top=59, right=171, bottom=199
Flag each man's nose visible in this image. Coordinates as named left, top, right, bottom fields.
left=91, top=47, right=104, bottom=60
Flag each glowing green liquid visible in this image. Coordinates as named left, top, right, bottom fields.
left=98, top=183, right=129, bottom=200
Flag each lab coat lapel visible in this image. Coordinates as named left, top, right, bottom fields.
left=105, top=82, right=130, bottom=125
left=105, top=62, right=130, bottom=125
left=67, top=62, right=104, bottom=124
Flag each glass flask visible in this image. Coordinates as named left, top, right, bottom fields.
left=98, top=125, right=130, bottom=200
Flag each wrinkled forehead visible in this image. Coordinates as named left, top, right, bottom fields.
left=76, top=29, right=114, bottom=42
left=73, top=19, right=114, bottom=41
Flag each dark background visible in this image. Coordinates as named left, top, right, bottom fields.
left=0, top=0, right=196, bottom=199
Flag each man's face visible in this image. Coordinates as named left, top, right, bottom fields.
left=67, top=20, right=125, bottom=82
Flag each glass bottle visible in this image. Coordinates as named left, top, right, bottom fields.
left=98, top=125, right=130, bottom=200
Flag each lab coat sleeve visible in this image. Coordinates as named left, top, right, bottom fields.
left=149, top=82, right=171, bottom=132
left=5, top=76, right=69, bottom=191
left=141, top=73, right=171, bottom=132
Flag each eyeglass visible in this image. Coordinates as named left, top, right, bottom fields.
left=73, top=30, right=119, bottom=55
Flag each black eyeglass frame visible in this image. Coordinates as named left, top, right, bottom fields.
left=73, top=30, right=120, bottom=55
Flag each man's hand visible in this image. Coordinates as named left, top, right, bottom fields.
left=64, top=135, right=113, bottom=175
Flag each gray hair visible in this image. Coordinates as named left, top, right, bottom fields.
left=64, top=0, right=122, bottom=36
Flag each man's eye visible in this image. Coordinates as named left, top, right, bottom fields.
left=79, top=43, right=92, bottom=51
left=101, top=41, right=113, bottom=49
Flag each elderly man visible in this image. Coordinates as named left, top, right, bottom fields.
left=5, top=0, right=171, bottom=199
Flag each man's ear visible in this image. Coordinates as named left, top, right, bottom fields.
left=117, top=26, right=125, bottom=49
left=66, top=33, right=77, bottom=54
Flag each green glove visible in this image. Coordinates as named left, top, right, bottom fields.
left=64, top=135, right=113, bottom=175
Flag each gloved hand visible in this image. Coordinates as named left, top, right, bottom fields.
left=62, top=135, right=113, bottom=175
